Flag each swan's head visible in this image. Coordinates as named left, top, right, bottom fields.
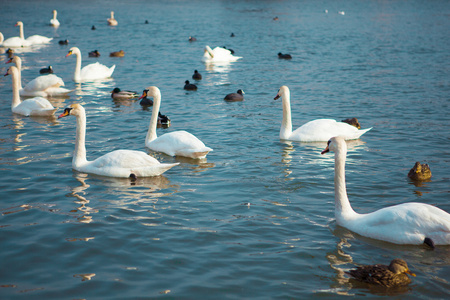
left=58, top=104, right=84, bottom=119
left=139, top=86, right=160, bottom=100
left=66, top=47, right=80, bottom=57
left=204, top=46, right=214, bottom=58
left=274, top=85, right=289, bottom=100
left=4, top=66, right=17, bottom=77
left=15, top=21, right=23, bottom=27
left=321, top=136, right=347, bottom=155
left=389, top=259, right=416, bottom=277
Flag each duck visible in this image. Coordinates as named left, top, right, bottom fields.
left=50, top=10, right=60, bottom=27
left=341, top=118, right=361, bottom=129
left=346, top=259, right=415, bottom=287
left=188, top=36, right=197, bottom=42
left=107, top=11, right=118, bottom=26
left=321, top=136, right=450, bottom=246
left=192, top=70, right=202, bottom=80
left=66, top=47, right=115, bottom=82
left=224, top=89, right=244, bottom=102
left=58, top=39, right=69, bottom=45
left=58, top=104, right=178, bottom=178
left=39, top=66, right=53, bottom=74
left=139, top=88, right=153, bottom=106
left=88, top=50, right=100, bottom=57
left=91, top=25, right=96, bottom=30
left=202, top=45, right=242, bottom=63
left=274, top=86, right=372, bottom=141
left=109, top=50, right=125, bottom=57
left=222, top=46, right=235, bottom=54
left=184, top=80, right=197, bottom=91
left=4, top=66, right=57, bottom=117
left=157, top=112, right=170, bottom=127
left=1, top=23, right=32, bottom=48
left=408, top=162, right=432, bottom=181
left=7, top=56, right=71, bottom=97
left=14, top=21, right=53, bottom=45
left=110, top=87, right=139, bottom=99
left=139, top=86, right=212, bottom=159
left=278, top=52, right=292, bottom=59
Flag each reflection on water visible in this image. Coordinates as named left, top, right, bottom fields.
left=73, top=78, right=115, bottom=97
left=73, top=273, right=96, bottom=281
left=69, top=174, right=98, bottom=224
left=175, top=156, right=215, bottom=173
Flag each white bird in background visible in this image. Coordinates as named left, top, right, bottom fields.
left=50, top=10, right=60, bottom=27
left=57, top=104, right=178, bottom=178
left=107, top=11, right=118, bottom=26
left=274, top=86, right=372, bottom=142
left=139, top=86, right=213, bottom=159
left=202, top=45, right=242, bottom=63
left=66, top=47, right=115, bottom=82
left=4, top=66, right=57, bottom=117
left=322, top=136, right=450, bottom=246
left=1, top=22, right=32, bottom=48
left=13, top=21, right=53, bottom=45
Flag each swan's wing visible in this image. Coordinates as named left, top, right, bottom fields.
left=80, top=63, right=115, bottom=80
left=13, top=97, right=55, bottom=116
left=148, top=131, right=212, bottom=158
left=26, top=35, right=53, bottom=44
left=2, top=37, right=31, bottom=47
left=291, top=119, right=369, bottom=142
left=83, top=150, right=178, bottom=177
left=45, top=87, right=73, bottom=96
left=23, top=74, right=64, bottom=92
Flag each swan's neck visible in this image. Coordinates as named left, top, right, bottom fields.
left=14, top=59, right=23, bottom=90
left=73, top=51, right=82, bottom=82
left=53, top=11, right=57, bottom=20
left=10, top=68, right=22, bottom=109
left=334, top=150, right=357, bottom=224
left=280, top=91, right=293, bottom=139
left=111, top=12, right=115, bottom=18
left=73, top=111, right=88, bottom=168
left=146, top=92, right=161, bottom=144
left=18, top=23, right=25, bottom=40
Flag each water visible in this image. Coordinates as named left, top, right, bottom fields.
left=1, top=0, right=449, bottom=298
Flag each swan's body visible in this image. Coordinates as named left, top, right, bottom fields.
left=7, top=56, right=71, bottom=97
left=50, top=10, right=60, bottom=27
left=1, top=22, right=32, bottom=48
left=202, top=46, right=242, bottom=63
left=107, top=11, right=118, bottom=26
left=322, top=136, right=450, bottom=245
left=5, top=66, right=56, bottom=117
left=58, top=104, right=178, bottom=178
left=66, top=47, right=115, bottom=82
left=140, top=86, right=212, bottom=159
left=12, top=22, right=53, bottom=45
left=275, top=86, right=372, bottom=142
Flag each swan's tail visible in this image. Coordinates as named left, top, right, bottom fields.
left=178, top=147, right=213, bottom=159
left=349, top=127, right=372, bottom=140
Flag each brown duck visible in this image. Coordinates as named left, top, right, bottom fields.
left=346, top=259, right=416, bottom=287
left=110, top=50, right=125, bottom=57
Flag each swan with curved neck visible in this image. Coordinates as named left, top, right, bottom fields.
left=4, top=66, right=56, bottom=117
left=66, top=47, right=115, bottom=82
left=274, top=86, right=372, bottom=142
left=50, top=10, right=60, bottom=27
left=107, top=11, right=118, bottom=26
left=7, top=56, right=71, bottom=97
left=1, top=22, right=32, bottom=47
left=322, top=136, right=450, bottom=246
left=14, top=21, right=53, bottom=45
left=202, top=46, right=242, bottom=63
left=140, top=86, right=213, bottom=159
left=57, top=104, right=178, bottom=178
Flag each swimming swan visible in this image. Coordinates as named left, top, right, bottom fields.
left=14, top=21, right=53, bottom=45
left=66, top=47, right=115, bottom=82
left=322, top=136, right=450, bottom=246
left=50, top=10, right=60, bottom=27
left=1, top=22, right=32, bottom=48
left=4, top=66, right=57, bottom=117
left=7, top=56, right=71, bottom=97
left=58, top=104, right=178, bottom=178
left=140, top=86, right=213, bottom=159
left=202, top=46, right=242, bottom=63
left=107, top=11, right=118, bottom=26
left=274, top=86, right=372, bottom=142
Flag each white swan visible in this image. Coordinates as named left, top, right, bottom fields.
left=13, top=21, right=53, bottom=45
left=50, top=10, right=60, bottom=27
left=1, top=22, right=32, bottom=48
left=107, top=11, right=118, bottom=26
left=140, top=86, right=213, bottom=159
left=202, top=46, right=242, bottom=63
left=5, top=66, right=57, bottom=117
left=322, top=136, right=450, bottom=246
left=66, top=47, right=115, bottom=82
left=7, top=56, right=71, bottom=97
left=274, top=86, right=372, bottom=142
left=58, top=104, right=179, bottom=178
